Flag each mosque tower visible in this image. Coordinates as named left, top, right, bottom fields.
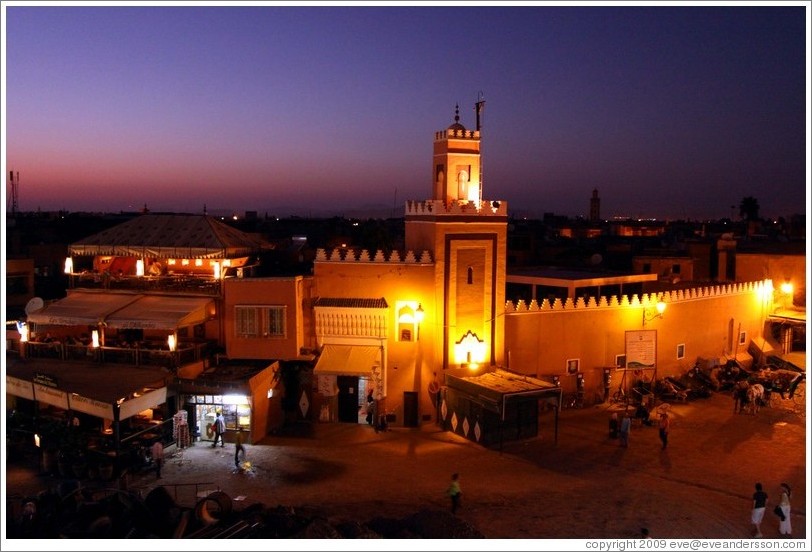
left=590, top=188, right=601, bottom=222
left=405, top=99, right=508, bottom=371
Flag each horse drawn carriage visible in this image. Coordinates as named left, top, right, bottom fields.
left=733, top=364, right=805, bottom=415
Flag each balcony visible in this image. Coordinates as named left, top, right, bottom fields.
left=69, top=272, right=221, bottom=296
left=19, top=340, right=209, bottom=369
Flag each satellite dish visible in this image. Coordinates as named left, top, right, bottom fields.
left=25, top=297, right=44, bottom=314
left=590, top=253, right=603, bottom=266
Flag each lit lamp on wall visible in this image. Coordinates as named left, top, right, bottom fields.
left=415, top=303, right=425, bottom=340
left=642, top=300, right=666, bottom=326
left=167, top=333, right=177, bottom=352
left=91, top=330, right=100, bottom=348
left=17, top=321, right=29, bottom=343
left=64, top=257, right=73, bottom=274
left=136, top=259, right=145, bottom=277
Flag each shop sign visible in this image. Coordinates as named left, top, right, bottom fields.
left=34, top=384, right=69, bottom=409
left=69, top=393, right=114, bottom=419
left=7, top=375, right=34, bottom=400
left=33, top=372, right=59, bottom=388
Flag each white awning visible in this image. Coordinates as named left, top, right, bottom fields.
left=26, top=292, right=141, bottom=327
left=105, top=296, right=214, bottom=330
left=313, top=345, right=381, bottom=376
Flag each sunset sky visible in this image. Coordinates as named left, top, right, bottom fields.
left=3, top=2, right=809, bottom=220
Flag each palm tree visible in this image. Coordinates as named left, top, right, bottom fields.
left=739, top=196, right=760, bottom=221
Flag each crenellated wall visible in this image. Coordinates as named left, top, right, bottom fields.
left=315, top=248, right=434, bottom=264
left=504, top=280, right=768, bottom=312
left=503, top=279, right=776, bottom=404
left=312, top=240, right=780, bottom=413
left=404, top=199, right=508, bottom=217
left=434, top=128, right=480, bottom=140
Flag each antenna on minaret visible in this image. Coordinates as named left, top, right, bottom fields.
left=475, top=93, right=485, bottom=205
left=475, top=92, right=485, bottom=132
left=9, top=171, right=19, bottom=215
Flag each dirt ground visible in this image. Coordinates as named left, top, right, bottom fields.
left=4, top=390, right=808, bottom=545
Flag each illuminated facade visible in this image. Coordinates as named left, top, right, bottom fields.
left=11, top=104, right=803, bottom=448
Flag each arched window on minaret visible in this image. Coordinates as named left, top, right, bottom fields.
left=435, top=165, right=445, bottom=202
left=467, top=266, right=474, bottom=285
left=457, top=169, right=468, bottom=200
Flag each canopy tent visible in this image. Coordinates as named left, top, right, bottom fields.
left=26, top=292, right=141, bottom=327
left=104, top=295, right=215, bottom=330
left=69, top=213, right=271, bottom=259
left=25, top=291, right=214, bottom=331
left=313, top=344, right=382, bottom=376
left=6, top=357, right=169, bottom=421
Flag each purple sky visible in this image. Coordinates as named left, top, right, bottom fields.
left=3, top=3, right=809, bottom=220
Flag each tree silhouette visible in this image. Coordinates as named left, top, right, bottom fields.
left=739, top=196, right=760, bottom=221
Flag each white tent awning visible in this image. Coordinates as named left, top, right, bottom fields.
left=26, top=292, right=142, bottom=327
left=313, top=345, right=381, bottom=376
left=105, top=296, right=214, bottom=330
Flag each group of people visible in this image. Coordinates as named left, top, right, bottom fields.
left=211, top=411, right=246, bottom=468
left=608, top=406, right=670, bottom=449
left=751, top=481, right=792, bottom=538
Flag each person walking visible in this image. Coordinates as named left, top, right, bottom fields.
left=751, top=482, right=768, bottom=538
left=658, top=411, right=670, bottom=450
left=212, top=411, right=226, bottom=448
left=151, top=440, right=164, bottom=479
left=777, top=483, right=792, bottom=536
left=608, top=412, right=619, bottom=439
left=447, top=473, right=462, bottom=514
left=619, top=414, right=631, bottom=447
left=234, top=428, right=246, bottom=468
left=365, top=389, right=374, bottom=426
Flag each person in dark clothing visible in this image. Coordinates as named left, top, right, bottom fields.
left=751, top=482, right=768, bottom=538
left=447, top=473, right=462, bottom=514
left=636, top=403, right=653, bottom=426
left=365, top=390, right=375, bottom=425
left=609, top=413, right=619, bottom=438
left=212, top=411, right=225, bottom=447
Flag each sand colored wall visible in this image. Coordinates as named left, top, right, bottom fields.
left=313, top=251, right=438, bottom=422
left=223, top=276, right=310, bottom=360
left=504, top=281, right=773, bottom=403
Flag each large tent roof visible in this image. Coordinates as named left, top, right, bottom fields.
left=69, top=214, right=271, bottom=259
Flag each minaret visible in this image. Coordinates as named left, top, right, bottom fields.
left=590, top=189, right=600, bottom=222
left=405, top=100, right=508, bottom=371
left=431, top=104, right=482, bottom=205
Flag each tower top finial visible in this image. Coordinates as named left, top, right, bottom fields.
left=454, top=103, right=460, bottom=124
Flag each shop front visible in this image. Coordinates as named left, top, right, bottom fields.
left=176, top=360, right=280, bottom=446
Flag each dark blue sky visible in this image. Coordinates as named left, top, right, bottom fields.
left=3, top=2, right=809, bottom=220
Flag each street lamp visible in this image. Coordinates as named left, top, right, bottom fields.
left=642, top=300, right=666, bottom=326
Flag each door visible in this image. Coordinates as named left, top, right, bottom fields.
left=337, top=376, right=360, bottom=423
left=404, top=391, right=419, bottom=427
